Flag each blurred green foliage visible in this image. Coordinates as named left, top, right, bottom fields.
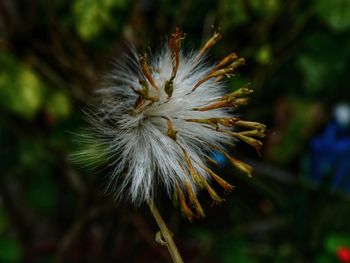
left=315, top=0, right=350, bottom=32
left=1, top=0, right=350, bottom=262
left=72, top=0, right=130, bottom=48
left=0, top=51, right=46, bottom=119
left=0, top=236, right=22, bottom=263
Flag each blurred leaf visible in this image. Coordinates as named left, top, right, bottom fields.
left=267, top=100, right=317, bottom=164
left=72, top=0, right=129, bottom=42
left=326, top=234, right=350, bottom=253
left=256, top=44, right=273, bottom=65
left=189, top=227, right=213, bottom=247
left=315, top=0, right=350, bottom=32
left=228, top=75, right=250, bottom=92
left=297, top=54, right=328, bottom=95
left=18, top=139, right=53, bottom=174
left=45, top=90, right=72, bottom=120
left=0, top=236, right=22, bottom=263
left=48, top=117, right=82, bottom=151
left=219, top=0, right=250, bottom=30
left=0, top=51, right=46, bottom=119
left=275, top=244, right=294, bottom=262
left=215, top=238, right=257, bottom=263
left=316, top=253, right=337, bottom=263
left=250, top=0, right=281, bottom=18
left=296, top=33, right=350, bottom=97
left=26, top=174, right=59, bottom=213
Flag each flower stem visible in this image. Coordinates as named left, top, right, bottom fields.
left=147, top=199, right=184, bottom=263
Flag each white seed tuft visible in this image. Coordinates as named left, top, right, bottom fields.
left=75, top=30, right=265, bottom=219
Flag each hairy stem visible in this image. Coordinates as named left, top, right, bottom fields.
left=147, top=200, right=184, bottom=263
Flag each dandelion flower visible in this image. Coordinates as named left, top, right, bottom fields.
left=76, top=29, right=266, bottom=221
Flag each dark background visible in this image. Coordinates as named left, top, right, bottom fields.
left=1, top=0, right=350, bottom=262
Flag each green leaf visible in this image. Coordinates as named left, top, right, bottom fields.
left=18, top=139, right=53, bottom=173
left=256, top=44, right=273, bottom=65
left=297, top=55, right=328, bottom=95
left=267, top=100, right=316, bottom=164
left=215, top=239, right=257, bottom=263
left=26, top=174, right=59, bottom=213
left=72, top=0, right=129, bottom=41
left=0, top=236, right=22, bottom=262
left=219, top=0, right=250, bottom=30
left=315, top=0, right=350, bottom=32
left=45, top=91, right=72, bottom=120
left=0, top=51, right=46, bottom=119
left=296, top=33, right=350, bottom=97
left=326, top=234, right=350, bottom=253
left=250, top=0, right=281, bottom=18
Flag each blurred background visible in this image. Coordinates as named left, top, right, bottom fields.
left=1, top=0, right=350, bottom=262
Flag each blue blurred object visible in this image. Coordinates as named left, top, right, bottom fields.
left=310, top=104, right=350, bottom=193
left=210, top=151, right=228, bottom=166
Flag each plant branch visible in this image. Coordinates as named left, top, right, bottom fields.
left=147, top=200, right=184, bottom=263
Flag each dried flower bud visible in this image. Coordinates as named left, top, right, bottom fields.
left=75, top=29, right=265, bottom=221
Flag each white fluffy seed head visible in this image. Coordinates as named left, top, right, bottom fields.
left=74, top=30, right=265, bottom=217
left=93, top=48, right=231, bottom=204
